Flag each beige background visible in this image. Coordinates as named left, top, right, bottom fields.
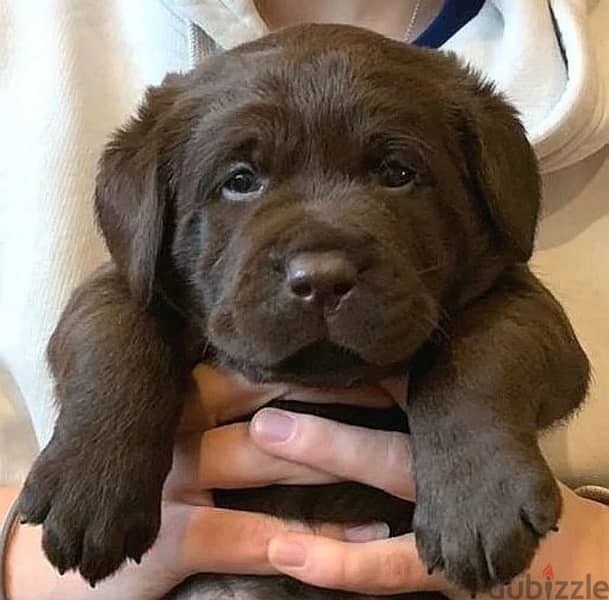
left=537, top=146, right=609, bottom=487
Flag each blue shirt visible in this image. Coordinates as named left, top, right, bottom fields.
left=414, top=0, right=486, bottom=48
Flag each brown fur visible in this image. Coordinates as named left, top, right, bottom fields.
left=20, top=25, right=589, bottom=599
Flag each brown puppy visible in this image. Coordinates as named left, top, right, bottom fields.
left=19, top=24, right=589, bottom=599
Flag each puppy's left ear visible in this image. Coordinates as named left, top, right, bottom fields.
left=454, top=78, right=541, bottom=262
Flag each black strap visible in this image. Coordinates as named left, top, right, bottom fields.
left=0, top=496, right=20, bottom=600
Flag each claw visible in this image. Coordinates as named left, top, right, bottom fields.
left=427, top=556, right=443, bottom=576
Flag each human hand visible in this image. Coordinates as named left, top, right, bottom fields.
left=248, top=408, right=609, bottom=598
left=5, top=366, right=394, bottom=600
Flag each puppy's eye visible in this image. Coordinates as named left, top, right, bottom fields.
left=221, top=166, right=264, bottom=201
left=376, top=160, right=416, bottom=188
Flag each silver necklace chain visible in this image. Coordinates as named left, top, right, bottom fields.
left=403, top=0, right=423, bottom=42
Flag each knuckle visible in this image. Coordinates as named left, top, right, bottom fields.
left=247, top=513, right=282, bottom=541
left=310, top=545, right=354, bottom=589
left=296, top=414, right=338, bottom=456
left=379, top=548, right=416, bottom=591
left=340, top=546, right=413, bottom=594
left=379, top=432, right=414, bottom=495
left=384, top=431, right=411, bottom=471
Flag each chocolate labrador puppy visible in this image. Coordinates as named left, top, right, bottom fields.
left=19, top=24, right=589, bottom=599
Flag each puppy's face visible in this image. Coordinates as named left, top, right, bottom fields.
left=96, top=25, right=540, bottom=385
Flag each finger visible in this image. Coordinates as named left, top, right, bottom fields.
left=181, top=365, right=289, bottom=432
left=166, top=423, right=341, bottom=498
left=250, top=409, right=416, bottom=501
left=380, top=375, right=409, bottom=410
left=183, top=366, right=406, bottom=431
left=268, top=532, right=445, bottom=595
left=176, top=505, right=388, bottom=576
left=283, top=382, right=397, bottom=409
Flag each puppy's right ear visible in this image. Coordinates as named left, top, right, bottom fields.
left=448, top=68, right=541, bottom=263
left=95, top=74, right=185, bottom=305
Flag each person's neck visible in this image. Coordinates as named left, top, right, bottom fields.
left=255, top=0, right=444, bottom=42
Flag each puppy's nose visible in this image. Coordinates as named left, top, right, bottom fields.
left=287, top=251, right=357, bottom=306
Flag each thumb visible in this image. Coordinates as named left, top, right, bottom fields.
left=268, top=531, right=447, bottom=595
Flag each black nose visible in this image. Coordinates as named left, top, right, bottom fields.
left=287, top=251, right=357, bottom=306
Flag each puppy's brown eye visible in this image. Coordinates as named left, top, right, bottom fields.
left=377, top=160, right=416, bottom=188
left=221, top=166, right=264, bottom=202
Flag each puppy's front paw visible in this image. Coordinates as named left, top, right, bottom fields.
left=413, top=446, right=561, bottom=594
left=20, top=438, right=168, bottom=585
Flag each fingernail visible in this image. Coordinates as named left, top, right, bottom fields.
left=252, top=409, right=296, bottom=443
left=270, top=539, right=307, bottom=567
left=345, top=522, right=390, bottom=542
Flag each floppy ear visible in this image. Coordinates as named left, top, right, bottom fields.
left=95, top=76, right=184, bottom=304
left=454, top=78, right=541, bottom=262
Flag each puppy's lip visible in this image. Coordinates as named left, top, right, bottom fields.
left=275, top=340, right=367, bottom=377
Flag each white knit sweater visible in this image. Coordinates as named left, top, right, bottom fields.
left=1, top=0, right=608, bottom=486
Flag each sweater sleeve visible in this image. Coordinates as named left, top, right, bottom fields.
left=0, top=0, right=191, bottom=453
left=0, top=370, right=37, bottom=486
left=576, top=486, right=609, bottom=507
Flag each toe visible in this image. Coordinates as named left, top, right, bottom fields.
left=41, top=508, right=83, bottom=574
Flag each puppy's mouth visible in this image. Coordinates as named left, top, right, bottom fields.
left=276, top=341, right=367, bottom=378
left=217, top=339, right=408, bottom=386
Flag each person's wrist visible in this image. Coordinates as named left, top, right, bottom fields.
left=459, top=485, right=609, bottom=600
left=533, top=484, right=608, bottom=578
left=1, top=487, right=20, bottom=600
left=1, top=490, right=191, bottom=600
left=3, top=502, right=61, bottom=600
left=571, top=489, right=609, bottom=576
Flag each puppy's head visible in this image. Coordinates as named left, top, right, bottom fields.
left=95, top=24, right=540, bottom=385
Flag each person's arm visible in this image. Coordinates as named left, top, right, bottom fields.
left=1, top=485, right=89, bottom=600
left=250, top=408, right=609, bottom=598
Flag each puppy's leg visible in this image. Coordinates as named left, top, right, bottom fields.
left=20, top=264, right=187, bottom=585
left=408, top=264, right=590, bottom=593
